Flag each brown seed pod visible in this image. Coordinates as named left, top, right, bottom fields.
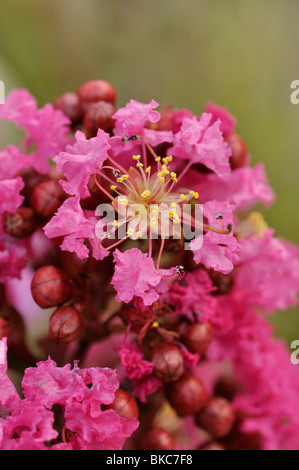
left=83, top=101, right=115, bottom=136
left=150, top=342, right=184, bottom=383
left=54, top=92, right=83, bottom=125
left=165, top=373, right=208, bottom=416
left=139, top=428, right=175, bottom=450
left=31, top=265, right=73, bottom=308
left=199, top=441, right=226, bottom=450
left=3, top=207, right=37, bottom=238
left=195, top=396, right=235, bottom=438
left=30, top=180, right=66, bottom=218
left=48, top=305, right=84, bottom=344
left=0, top=317, right=10, bottom=340
left=180, top=321, right=214, bottom=354
left=225, top=133, right=247, bottom=170
left=103, top=389, right=139, bottom=419
left=77, top=79, right=116, bottom=106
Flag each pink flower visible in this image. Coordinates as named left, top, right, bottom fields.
left=195, top=163, right=275, bottom=209
left=190, top=200, right=238, bottom=274
left=205, top=101, right=237, bottom=137
left=112, top=248, right=164, bottom=306
left=113, top=99, right=161, bottom=137
left=169, top=114, right=231, bottom=177
left=166, top=269, right=217, bottom=322
left=0, top=402, right=57, bottom=450
left=0, top=146, right=28, bottom=180
left=0, top=338, right=21, bottom=412
left=116, top=341, right=162, bottom=403
left=0, top=88, right=72, bottom=175
left=116, top=341, right=154, bottom=382
left=54, top=129, right=111, bottom=198
left=0, top=339, right=139, bottom=450
left=233, top=230, right=299, bottom=313
left=43, top=196, right=108, bottom=261
left=0, top=177, right=24, bottom=215
left=64, top=402, right=138, bottom=450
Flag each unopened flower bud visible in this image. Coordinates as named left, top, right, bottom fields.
left=139, top=428, right=175, bottom=450
left=31, top=265, right=73, bottom=308
left=214, top=375, right=239, bottom=401
left=199, top=441, right=226, bottom=450
left=77, top=79, right=116, bottom=108
left=49, top=305, right=84, bottom=344
left=54, top=92, right=83, bottom=125
left=150, top=342, right=184, bottom=383
left=104, top=389, right=139, bottom=419
left=180, top=321, right=213, bottom=354
left=225, top=133, right=247, bottom=170
left=166, top=373, right=208, bottom=416
left=83, top=101, right=115, bottom=136
left=0, top=317, right=10, bottom=340
left=195, top=396, right=235, bottom=438
left=30, top=180, right=66, bottom=219
left=3, top=207, right=37, bottom=238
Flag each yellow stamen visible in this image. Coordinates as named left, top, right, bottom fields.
left=133, top=155, right=141, bottom=160
left=141, top=189, right=150, bottom=198
left=110, top=185, right=117, bottom=191
left=112, top=220, right=120, bottom=227
left=145, top=166, right=151, bottom=173
left=137, top=162, right=143, bottom=168
left=180, top=194, right=186, bottom=200
left=152, top=321, right=159, bottom=328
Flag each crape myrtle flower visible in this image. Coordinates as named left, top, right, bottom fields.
left=44, top=98, right=236, bottom=307
left=1, top=81, right=299, bottom=451
left=0, top=338, right=138, bottom=450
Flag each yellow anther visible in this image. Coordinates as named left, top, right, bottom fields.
left=166, top=155, right=173, bottom=162
left=171, top=202, right=177, bottom=207
left=160, top=177, right=165, bottom=182
left=118, top=198, right=128, bottom=205
left=155, top=156, right=161, bottom=162
left=110, top=185, right=117, bottom=191
left=133, top=155, right=141, bottom=160
left=136, top=162, right=143, bottom=168
left=173, top=217, right=181, bottom=224
left=157, top=171, right=164, bottom=177
left=170, top=172, right=177, bottom=178
left=172, top=177, right=178, bottom=183
left=152, top=321, right=159, bottom=328
left=112, top=220, right=120, bottom=228
left=150, top=217, right=157, bottom=227
left=145, top=166, right=151, bottom=173
left=141, top=189, right=150, bottom=198
left=163, top=169, right=170, bottom=175
left=136, top=231, right=142, bottom=238
left=122, top=174, right=129, bottom=180
left=152, top=205, right=159, bottom=215
left=194, top=192, right=199, bottom=199
left=127, top=228, right=134, bottom=235
left=161, top=164, right=168, bottom=171
left=190, top=190, right=195, bottom=197
left=116, top=177, right=123, bottom=183
left=180, top=194, right=186, bottom=200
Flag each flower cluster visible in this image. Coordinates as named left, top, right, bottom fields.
left=0, top=80, right=298, bottom=450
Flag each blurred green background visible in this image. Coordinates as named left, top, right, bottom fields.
left=0, top=0, right=298, bottom=342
